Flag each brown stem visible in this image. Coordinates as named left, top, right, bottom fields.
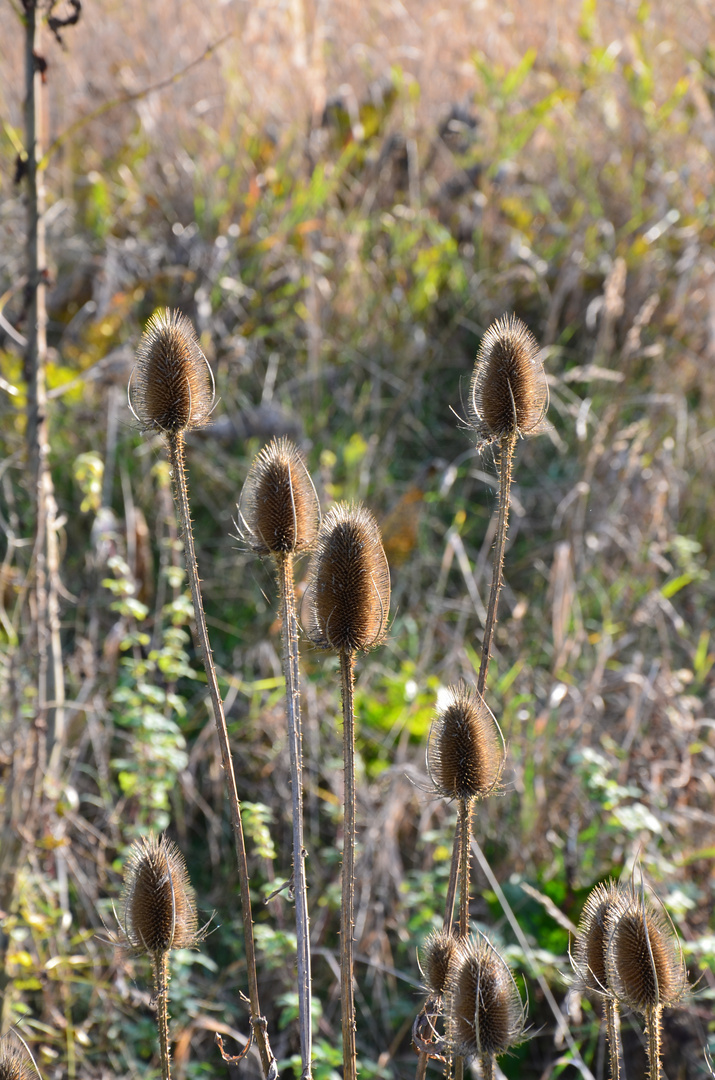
left=442, top=813, right=460, bottom=935
left=604, top=999, right=623, bottom=1080
left=277, top=553, right=313, bottom=1079
left=154, top=951, right=171, bottom=1080
left=645, top=1003, right=662, bottom=1080
left=340, top=648, right=358, bottom=1080
left=167, top=432, right=273, bottom=1078
left=477, top=433, right=517, bottom=697
left=457, top=799, right=473, bottom=939
left=480, top=1054, right=495, bottom=1080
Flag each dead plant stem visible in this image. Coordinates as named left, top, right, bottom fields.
left=154, top=951, right=171, bottom=1080
left=167, top=432, right=273, bottom=1078
left=340, top=648, right=358, bottom=1080
left=477, top=433, right=517, bottom=697
left=604, top=999, right=623, bottom=1080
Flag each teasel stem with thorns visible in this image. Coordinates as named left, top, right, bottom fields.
left=116, top=835, right=205, bottom=1080
left=303, top=503, right=390, bottom=1080
left=466, top=314, right=548, bottom=696
left=605, top=876, right=688, bottom=1080
left=237, top=438, right=321, bottom=1079
left=573, top=881, right=626, bottom=1080
left=129, top=310, right=275, bottom=1078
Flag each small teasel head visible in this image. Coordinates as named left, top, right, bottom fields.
left=236, top=437, right=320, bottom=556
left=129, top=308, right=215, bottom=434
left=446, top=933, right=526, bottom=1060
left=467, top=313, right=548, bottom=446
left=118, top=833, right=202, bottom=957
left=426, top=683, right=505, bottom=802
left=420, top=929, right=459, bottom=998
left=0, top=1032, right=40, bottom=1080
left=302, top=502, right=390, bottom=653
left=605, top=879, right=688, bottom=1016
left=572, top=879, right=626, bottom=998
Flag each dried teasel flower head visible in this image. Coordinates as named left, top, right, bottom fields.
left=236, top=438, right=320, bottom=557
left=426, top=683, right=505, bottom=802
left=605, top=879, right=688, bottom=1016
left=420, top=929, right=459, bottom=997
left=302, top=502, right=390, bottom=653
left=118, top=834, right=203, bottom=957
left=129, top=309, right=215, bottom=435
left=0, top=1033, right=39, bottom=1080
left=446, top=933, right=526, bottom=1060
left=572, top=879, right=625, bottom=999
left=467, top=314, right=548, bottom=447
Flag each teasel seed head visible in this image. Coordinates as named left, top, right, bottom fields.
left=467, top=314, right=548, bottom=446
left=426, top=683, right=505, bottom=802
left=446, top=933, right=526, bottom=1060
left=420, top=929, right=459, bottom=997
left=119, top=833, right=202, bottom=957
left=129, top=309, right=215, bottom=434
left=0, top=1034, right=38, bottom=1080
left=236, top=437, right=320, bottom=556
left=302, top=502, right=390, bottom=653
left=573, top=880, right=625, bottom=999
left=605, top=883, right=688, bottom=1015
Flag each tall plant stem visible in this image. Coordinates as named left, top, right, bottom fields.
left=477, top=432, right=517, bottom=697
left=604, top=999, right=623, bottom=1080
left=457, top=798, right=473, bottom=939
left=277, top=553, right=312, bottom=1079
left=645, top=1004, right=662, bottom=1080
left=480, top=1054, right=495, bottom=1080
left=339, top=648, right=358, bottom=1080
left=24, top=0, right=66, bottom=783
left=167, top=432, right=273, bottom=1078
left=153, top=952, right=172, bottom=1080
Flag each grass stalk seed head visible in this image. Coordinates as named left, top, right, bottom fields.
left=129, top=309, right=215, bottom=434
left=302, top=502, right=390, bottom=653
left=237, top=438, right=320, bottom=556
left=426, top=683, right=505, bottom=802
left=467, top=314, right=548, bottom=446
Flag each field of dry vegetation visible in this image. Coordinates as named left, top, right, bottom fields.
left=1, top=0, right=715, bottom=1077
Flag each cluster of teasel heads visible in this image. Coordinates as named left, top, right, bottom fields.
left=573, top=877, right=688, bottom=1080
left=104, top=306, right=689, bottom=1080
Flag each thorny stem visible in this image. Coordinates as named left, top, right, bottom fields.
left=480, top=1054, right=495, bottom=1080
left=277, top=553, right=313, bottom=1079
left=477, top=432, right=517, bottom=697
left=167, top=433, right=273, bottom=1079
left=457, top=798, right=473, bottom=939
left=340, top=648, right=358, bottom=1080
left=604, top=999, right=624, bottom=1080
left=154, top=951, right=171, bottom=1080
left=645, top=1003, right=663, bottom=1080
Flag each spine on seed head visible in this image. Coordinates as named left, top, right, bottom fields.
left=426, top=683, right=505, bottom=802
left=445, top=933, right=526, bottom=1060
left=0, top=1035, right=37, bottom=1080
left=237, top=437, right=320, bottom=556
left=119, top=833, right=202, bottom=956
left=467, top=313, right=548, bottom=446
left=302, top=502, right=390, bottom=653
left=129, top=309, right=215, bottom=435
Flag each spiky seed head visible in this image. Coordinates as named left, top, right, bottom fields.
left=0, top=1037, right=36, bottom=1080
left=573, top=880, right=625, bottom=998
left=446, top=934, right=526, bottom=1060
left=426, top=683, right=504, bottom=802
left=120, top=833, right=201, bottom=957
left=129, top=309, right=214, bottom=434
left=467, top=314, right=548, bottom=446
left=606, top=885, right=688, bottom=1015
left=420, top=929, right=459, bottom=997
left=237, top=438, right=320, bottom=556
left=302, top=502, right=390, bottom=653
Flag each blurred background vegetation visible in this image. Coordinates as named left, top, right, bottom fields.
left=1, top=0, right=714, bottom=1077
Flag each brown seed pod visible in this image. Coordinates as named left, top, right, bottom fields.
left=302, top=502, right=390, bottom=653
left=0, top=1037, right=37, bottom=1080
left=573, top=880, right=625, bottom=998
left=446, top=933, right=526, bottom=1060
left=420, top=929, right=459, bottom=997
left=467, top=314, right=548, bottom=446
left=605, top=884, right=688, bottom=1015
left=129, top=309, right=215, bottom=434
left=426, top=683, right=505, bottom=802
left=120, top=834, right=201, bottom=957
left=237, top=438, right=320, bottom=556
